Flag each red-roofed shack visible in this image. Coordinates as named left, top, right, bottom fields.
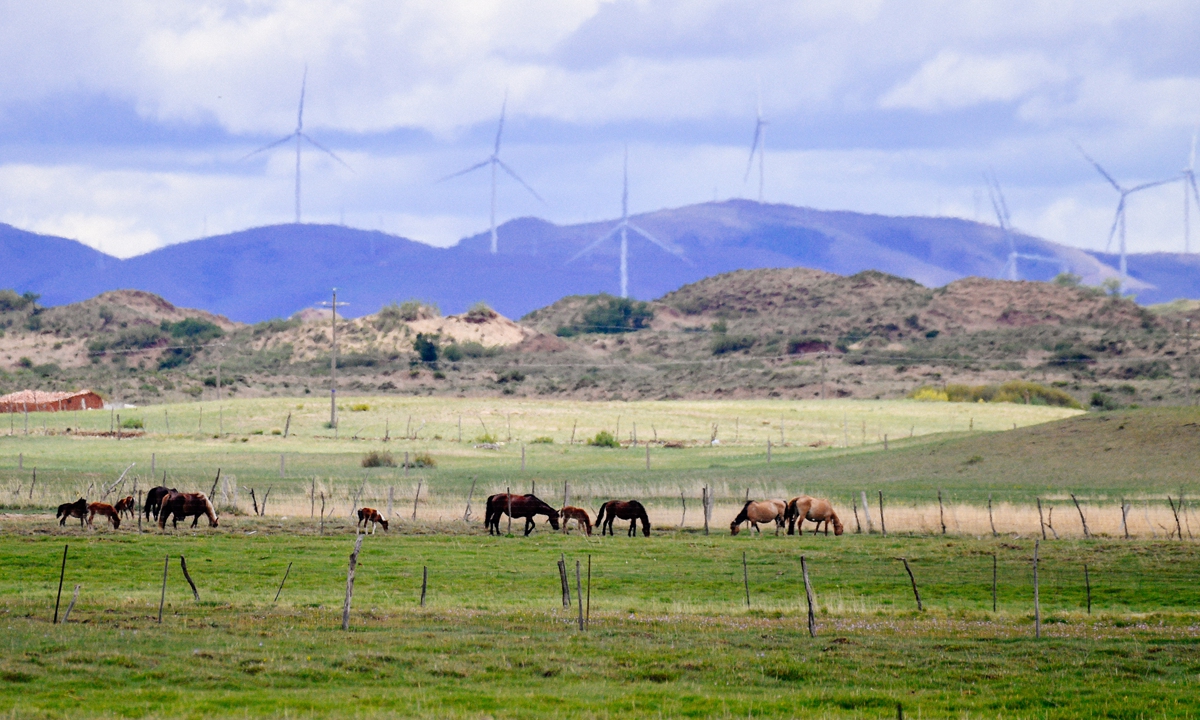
left=0, top=389, right=103, bottom=413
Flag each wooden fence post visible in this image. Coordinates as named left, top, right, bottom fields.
left=387, top=486, right=394, bottom=520
left=158, top=554, right=169, bottom=623
left=62, top=585, right=81, bottom=624
left=137, top=490, right=143, bottom=534
left=801, top=555, right=816, bottom=638
left=180, top=556, right=200, bottom=601
left=586, top=555, right=591, bottom=628
left=1036, top=498, right=1047, bottom=540
left=852, top=495, right=861, bottom=534
left=702, top=487, right=710, bottom=536
left=53, top=544, right=68, bottom=624
left=742, top=551, right=751, bottom=607
left=898, top=558, right=922, bottom=611
left=860, top=491, right=874, bottom=533
left=1033, top=539, right=1041, bottom=639
left=1120, top=498, right=1129, bottom=539
left=878, top=491, right=886, bottom=537
left=575, top=561, right=584, bottom=631
left=284, top=412, right=291, bottom=438
left=679, top=490, right=686, bottom=529
left=342, top=535, right=365, bottom=631
left=558, top=555, right=571, bottom=608
left=988, top=494, right=997, bottom=537
left=319, top=493, right=326, bottom=535
left=937, top=490, right=946, bottom=535
left=1070, top=494, right=1090, bottom=539
left=260, top=486, right=271, bottom=516
left=1168, top=496, right=1183, bottom=540
left=412, top=480, right=422, bottom=521
left=1083, top=564, right=1091, bottom=615
left=310, top=478, right=316, bottom=518
left=464, top=479, right=476, bottom=522
left=250, top=488, right=259, bottom=516
left=991, top=554, right=997, bottom=612
left=420, top=566, right=428, bottom=608
left=273, top=562, right=292, bottom=603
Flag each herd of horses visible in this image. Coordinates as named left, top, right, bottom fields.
left=55, top=485, right=218, bottom=531
left=52, top=488, right=841, bottom=539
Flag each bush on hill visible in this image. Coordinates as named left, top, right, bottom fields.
left=556, top=295, right=653, bottom=336
left=907, top=381, right=1081, bottom=409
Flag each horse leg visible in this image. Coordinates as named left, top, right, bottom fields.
left=824, top=520, right=829, bottom=536
left=524, top=517, right=535, bottom=537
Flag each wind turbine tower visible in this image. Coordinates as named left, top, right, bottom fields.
left=744, top=86, right=767, bottom=203
left=569, top=148, right=686, bottom=298
left=984, top=171, right=1061, bottom=281
left=241, top=69, right=351, bottom=224
left=1182, top=131, right=1200, bottom=253
left=439, top=95, right=544, bottom=254
left=1075, top=142, right=1178, bottom=287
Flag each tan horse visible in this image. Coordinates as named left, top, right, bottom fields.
left=87, top=502, right=121, bottom=530
left=357, top=507, right=389, bottom=533
left=784, top=496, right=844, bottom=536
left=559, top=506, right=592, bottom=535
left=730, top=499, right=787, bottom=536
left=157, top=492, right=218, bottom=529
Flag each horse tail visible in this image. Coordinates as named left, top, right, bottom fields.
left=594, top=502, right=608, bottom=527
left=203, top=494, right=217, bottom=524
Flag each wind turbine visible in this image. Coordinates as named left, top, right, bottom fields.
left=438, top=94, right=544, bottom=254
left=744, top=84, right=767, bottom=203
left=984, top=171, right=1062, bottom=281
left=568, top=148, right=686, bottom=298
left=1075, top=142, right=1178, bottom=287
left=1181, top=130, right=1200, bottom=253
left=240, top=69, right=351, bottom=224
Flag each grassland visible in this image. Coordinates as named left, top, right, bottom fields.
left=2, top=527, right=1199, bottom=719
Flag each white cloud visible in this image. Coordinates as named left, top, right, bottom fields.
left=879, top=50, right=1069, bottom=112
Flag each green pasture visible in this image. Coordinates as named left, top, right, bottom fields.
left=0, top=527, right=1197, bottom=718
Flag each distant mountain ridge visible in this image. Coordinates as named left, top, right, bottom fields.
left=3, top=200, right=1196, bottom=322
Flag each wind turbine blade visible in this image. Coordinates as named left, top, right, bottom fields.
left=496, top=159, right=545, bottom=203
left=744, top=122, right=762, bottom=181
left=1190, top=174, right=1200, bottom=213
left=1191, top=128, right=1197, bottom=171
left=300, top=133, right=352, bottom=170
left=1129, top=177, right=1179, bottom=194
left=238, top=133, right=296, bottom=162
left=435, top=158, right=491, bottom=183
left=297, top=66, right=307, bottom=132
left=1073, top=141, right=1122, bottom=191
left=1105, top=200, right=1123, bottom=253
left=494, top=92, right=507, bottom=155
left=628, top=222, right=687, bottom=258
left=567, top=225, right=621, bottom=263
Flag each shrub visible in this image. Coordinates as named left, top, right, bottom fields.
left=0, top=289, right=36, bottom=312
left=460, top=341, right=499, bottom=358
left=405, top=452, right=436, bottom=468
left=361, top=450, right=396, bottom=468
left=442, top=344, right=463, bottom=361
left=588, top=430, right=620, bottom=448
left=350, top=403, right=370, bottom=412
left=530, top=436, right=554, bottom=444
left=907, top=386, right=949, bottom=401
left=166, top=317, right=223, bottom=341
left=17, top=357, right=32, bottom=368
left=914, top=381, right=1081, bottom=409
left=559, top=295, right=654, bottom=336
left=475, top=433, right=498, bottom=444
left=786, top=337, right=829, bottom=355
left=710, top=320, right=728, bottom=334
left=413, top=333, right=439, bottom=363
left=496, top=369, right=525, bottom=383
left=1090, top=392, right=1119, bottom=411
left=712, top=335, right=756, bottom=355
left=464, top=302, right=498, bottom=323
left=397, top=300, right=439, bottom=321
left=120, top=417, right=144, bottom=429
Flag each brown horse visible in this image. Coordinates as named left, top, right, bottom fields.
left=595, top=500, right=651, bottom=537
left=144, top=486, right=177, bottom=521
left=57, top=498, right=88, bottom=527
left=157, top=492, right=218, bottom=529
left=357, top=507, right=389, bottom=533
left=784, top=496, right=844, bottom=536
left=559, top=506, right=592, bottom=535
left=114, top=496, right=136, bottom=519
left=485, top=493, right=560, bottom=536
left=87, top=502, right=121, bottom=530
left=730, top=499, right=787, bottom=536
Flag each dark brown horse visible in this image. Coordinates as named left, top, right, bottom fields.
left=57, top=498, right=88, bottom=527
left=157, top=491, right=218, bottom=529
left=484, top=493, right=560, bottom=536
left=87, top=502, right=121, bottom=530
left=114, top=496, right=136, bottom=520
left=144, top=486, right=177, bottom=521
left=595, top=500, right=651, bottom=537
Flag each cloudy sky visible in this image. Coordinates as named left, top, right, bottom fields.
left=1, top=0, right=1199, bottom=257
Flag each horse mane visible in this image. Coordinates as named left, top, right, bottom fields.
left=733, top=500, right=753, bottom=524
left=201, top=493, right=217, bottom=520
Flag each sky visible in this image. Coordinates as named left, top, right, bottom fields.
left=1, top=0, right=1199, bottom=258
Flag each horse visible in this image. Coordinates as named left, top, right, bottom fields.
left=730, top=499, right=787, bottom=536
left=114, top=496, right=136, bottom=519
left=559, top=506, right=592, bottom=535
left=357, top=507, right=389, bottom=533
left=144, top=486, right=177, bottom=521
left=87, top=502, right=121, bottom=530
left=784, top=496, right=843, bottom=536
left=157, top=491, right=218, bottom=529
left=484, top=493, right=560, bottom=536
left=595, top=500, right=651, bottom=537
left=56, top=498, right=88, bottom=527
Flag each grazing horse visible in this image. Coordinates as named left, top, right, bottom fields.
left=730, top=499, right=787, bottom=536
left=157, top=492, right=218, bottom=529
left=114, top=496, right=136, bottom=520
left=357, top=507, right=389, bottom=533
left=57, top=498, right=88, bottom=527
left=87, top=502, right=121, bottom=530
left=595, top=500, right=651, bottom=537
left=784, top=496, right=844, bottom=536
left=144, top=486, right=177, bottom=521
left=484, top=493, right=560, bottom=536
left=559, top=506, right=592, bottom=535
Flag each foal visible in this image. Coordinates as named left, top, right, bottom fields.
left=87, top=502, right=121, bottom=530
left=559, top=506, right=592, bottom=535
left=357, top=507, right=389, bottom=533
left=114, top=496, right=136, bottom=520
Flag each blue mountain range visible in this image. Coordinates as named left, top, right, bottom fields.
left=4, top=200, right=1197, bottom=322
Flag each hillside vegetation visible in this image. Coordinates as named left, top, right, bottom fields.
left=0, top=268, right=1196, bottom=409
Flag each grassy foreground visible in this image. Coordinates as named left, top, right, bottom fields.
left=1, top=524, right=1198, bottom=718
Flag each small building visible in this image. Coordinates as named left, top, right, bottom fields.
left=0, top=389, right=104, bottom=413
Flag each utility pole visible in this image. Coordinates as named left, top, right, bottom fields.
left=318, top=289, right=349, bottom=429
